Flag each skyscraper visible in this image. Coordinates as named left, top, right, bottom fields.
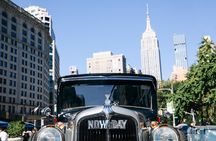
left=87, top=51, right=126, bottom=73
left=170, top=34, right=188, bottom=81
left=25, top=6, right=60, bottom=112
left=140, top=6, right=162, bottom=81
left=173, top=34, right=188, bottom=69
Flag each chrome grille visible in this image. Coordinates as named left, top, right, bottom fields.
left=78, top=115, right=137, bottom=141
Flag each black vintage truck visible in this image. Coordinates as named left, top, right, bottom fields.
left=31, top=73, right=190, bottom=141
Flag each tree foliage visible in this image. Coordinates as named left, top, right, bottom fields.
left=158, top=80, right=182, bottom=109
left=158, top=80, right=182, bottom=124
left=171, top=38, right=216, bottom=125
left=158, top=80, right=172, bottom=109
left=7, top=121, right=25, bottom=138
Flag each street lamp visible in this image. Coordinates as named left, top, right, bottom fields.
left=158, top=85, right=175, bottom=127
left=158, top=81, right=174, bottom=94
left=184, top=109, right=196, bottom=126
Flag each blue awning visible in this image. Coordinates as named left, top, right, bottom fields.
left=0, top=121, right=34, bottom=129
left=24, top=122, right=34, bottom=129
left=0, top=121, right=8, bottom=128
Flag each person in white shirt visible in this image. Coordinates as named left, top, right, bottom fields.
left=0, top=127, right=8, bottom=141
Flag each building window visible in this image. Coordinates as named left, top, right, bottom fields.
left=38, top=32, right=42, bottom=37
left=45, top=23, right=49, bottom=27
left=22, top=44, right=28, bottom=51
left=30, top=41, right=35, bottom=47
left=31, top=27, right=35, bottom=33
left=1, top=19, right=7, bottom=26
left=23, top=23, right=27, bottom=29
left=1, top=43, right=5, bottom=50
left=11, top=17, right=16, bottom=23
left=13, top=89, right=16, bottom=95
left=2, top=11, right=7, bottom=18
left=38, top=45, right=42, bottom=50
left=12, top=106, right=15, bottom=113
left=45, top=17, right=50, bottom=21
left=8, top=105, right=11, bottom=113
left=11, top=24, right=16, bottom=31
left=11, top=39, right=17, bottom=46
left=22, top=30, right=27, bottom=36
left=4, top=62, right=7, bottom=68
left=0, top=69, right=7, bottom=76
left=1, top=35, right=7, bottom=42
left=30, top=34, right=35, bottom=40
left=38, top=38, right=42, bottom=44
left=0, top=61, right=3, bottom=67
left=1, top=27, right=7, bottom=34
left=2, top=97, right=5, bottom=102
left=9, top=89, right=12, bottom=94
left=11, top=32, right=16, bottom=38
left=0, top=79, right=3, bottom=84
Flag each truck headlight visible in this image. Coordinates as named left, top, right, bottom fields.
left=152, top=125, right=179, bottom=141
left=36, top=127, right=64, bottom=141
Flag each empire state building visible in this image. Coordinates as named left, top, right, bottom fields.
left=141, top=6, right=162, bottom=81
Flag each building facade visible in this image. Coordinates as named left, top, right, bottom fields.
left=171, top=34, right=188, bottom=81
left=126, top=64, right=141, bottom=74
left=0, top=0, right=51, bottom=120
left=25, top=6, right=60, bottom=112
left=170, top=66, right=188, bottom=81
left=87, top=51, right=126, bottom=73
left=173, top=34, right=188, bottom=69
left=140, top=7, right=162, bottom=81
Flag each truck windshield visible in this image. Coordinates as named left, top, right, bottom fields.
left=57, top=80, right=154, bottom=111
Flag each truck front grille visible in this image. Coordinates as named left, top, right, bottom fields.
left=78, top=115, right=137, bottom=141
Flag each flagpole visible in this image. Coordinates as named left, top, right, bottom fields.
left=32, top=105, right=40, bottom=128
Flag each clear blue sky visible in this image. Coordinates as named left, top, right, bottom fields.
left=12, top=0, right=216, bottom=80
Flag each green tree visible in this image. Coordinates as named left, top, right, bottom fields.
left=171, top=38, right=216, bottom=125
left=158, top=80, right=183, bottom=109
left=158, top=80, right=182, bottom=124
left=7, top=121, right=25, bottom=138
left=158, top=80, right=173, bottom=109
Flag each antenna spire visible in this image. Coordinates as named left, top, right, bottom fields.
left=145, top=4, right=152, bottom=31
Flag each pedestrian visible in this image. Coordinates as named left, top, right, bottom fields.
left=31, top=128, right=37, bottom=135
left=28, top=128, right=37, bottom=141
left=22, top=129, right=30, bottom=141
left=0, top=127, right=8, bottom=141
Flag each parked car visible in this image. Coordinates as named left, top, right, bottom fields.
left=187, top=125, right=216, bottom=141
left=31, top=73, right=185, bottom=141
